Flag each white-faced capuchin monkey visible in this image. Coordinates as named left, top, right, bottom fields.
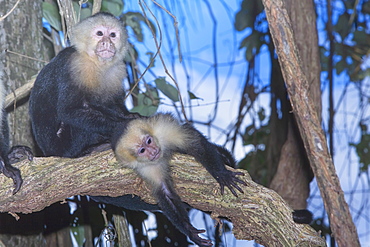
left=29, top=12, right=140, bottom=158
left=110, top=113, right=247, bottom=247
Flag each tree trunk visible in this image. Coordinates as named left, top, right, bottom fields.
left=261, top=0, right=360, bottom=246
left=270, top=0, right=321, bottom=209
left=0, top=0, right=45, bottom=150
left=0, top=0, right=46, bottom=245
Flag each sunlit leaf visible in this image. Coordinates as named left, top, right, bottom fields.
left=334, top=13, right=350, bottom=41
left=102, top=0, right=124, bottom=17
left=188, top=91, right=203, bottom=100
left=353, top=30, right=370, bottom=46
left=42, top=2, right=62, bottom=31
left=335, top=59, right=347, bottom=75
left=155, top=77, right=179, bottom=102
left=130, top=86, right=159, bottom=116
left=124, top=12, right=156, bottom=42
left=350, top=131, right=370, bottom=172
left=234, top=0, right=264, bottom=31
left=71, top=226, right=85, bottom=247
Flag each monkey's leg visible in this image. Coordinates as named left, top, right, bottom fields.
left=154, top=182, right=213, bottom=247
left=0, top=157, right=22, bottom=194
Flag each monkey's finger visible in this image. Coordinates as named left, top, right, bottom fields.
left=230, top=182, right=244, bottom=194
left=228, top=187, right=238, bottom=197
left=12, top=176, right=23, bottom=195
left=220, top=185, right=225, bottom=195
left=234, top=177, right=247, bottom=186
left=232, top=172, right=247, bottom=186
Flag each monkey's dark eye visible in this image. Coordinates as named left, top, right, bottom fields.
left=110, top=32, right=116, bottom=38
left=147, top=138, right=152, bottom=145
left=96, top=31, right=103, bottom=36
left=139, top=148, right=145, bottom=154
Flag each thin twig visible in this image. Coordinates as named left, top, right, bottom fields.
left=0, top=0, right=21, bottom=21
left=5, top=50, right=48, bottom=64
left=137, top=0, right=188, bottom=121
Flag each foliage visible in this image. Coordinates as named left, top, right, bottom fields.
left=350, top=123, right=370, bottom=172
left=322, top=0, right=370, bottom=81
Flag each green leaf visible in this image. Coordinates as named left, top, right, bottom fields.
left=234, top=0, right=264, bottom=31
left=350, top=132, right=370, bottom=172
left=239, top=31, right=263, bottom=62
left=352, top=30, right=370, bottom=46
left=71, top=226, right=85, bottom=247
left=334, top=13, right=350, bottom=41
left=130, top=86, right=159, bottom=116
left=42, top=2, right=62, bottom=31
left=131, top=104, right=158, bottom=116
left=188, top=91, right=203, bottom=100
left=146, top=51, right=155, bottom=68
left=124, top=12, right=156, bottom=42
left=102, top=0, right=124, bottom=17
left=71, top=3, right=92, bottom=22
left=155, top=77, right=179, bottom=102
left=335, top=59, right=347, bottom=75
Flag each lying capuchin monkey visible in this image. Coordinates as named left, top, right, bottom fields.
left=109, top=113, right=246, bottom=246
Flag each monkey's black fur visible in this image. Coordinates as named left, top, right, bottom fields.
left=292, top=209, right=313, bottom=224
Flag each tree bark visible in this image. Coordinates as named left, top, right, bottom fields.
left=270, top=0, right=321, bottom=210
left=0, top=150, right=325, bottom=247
left=261, top=0, right=360, bottom=246
left=0, top=0, right=46, bottom=151
left=0, top=1, right=46, bottom=245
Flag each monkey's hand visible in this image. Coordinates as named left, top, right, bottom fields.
left=0, top=157, right=23, bottom=194
left=8, top=145, right=33, bottom=164
left=215, top=170, right=246, bottom=197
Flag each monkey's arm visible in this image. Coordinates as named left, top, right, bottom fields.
left=178, top=124, right=246, bottom=197
left=57, top=87, right=129, bottom=134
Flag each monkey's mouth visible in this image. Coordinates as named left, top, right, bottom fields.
left=151, top=149, right=161, bottom=161
left=96, top=49, right=116, bottom=59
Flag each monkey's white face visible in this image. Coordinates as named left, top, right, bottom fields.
left=136, top=135, right=162, bottom=162
left=91, top=25, right=121, bottom=60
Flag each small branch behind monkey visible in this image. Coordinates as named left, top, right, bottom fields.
left=138, top=0, right=188, bottom=121
left=0, top=0, right=21, bottom=22
left=5, top=79, right=35, bottom=111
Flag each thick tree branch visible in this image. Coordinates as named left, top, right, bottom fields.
left=0, top=150, right=324, bottom=246
left=261, top=0, right=360, bottom=246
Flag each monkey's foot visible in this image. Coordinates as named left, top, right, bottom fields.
left=188, top=228, right=212, bottom=247
left=8, top=145, right=33, bottom=164
left=292, top=209, right=313, bottom=224
left=0, top=157, right=23, bottom=194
